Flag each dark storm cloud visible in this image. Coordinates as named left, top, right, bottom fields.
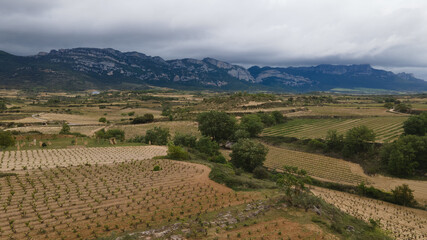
left=1, top=0, right=427, bottom=79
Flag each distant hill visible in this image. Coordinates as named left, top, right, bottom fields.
left=0, top=48, right=426, bottom=92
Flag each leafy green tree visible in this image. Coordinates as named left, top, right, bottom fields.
left=230, top=139, right=268, bottom=172
left=59, top=123, right=71, bottom=134
left=271, top=111, right=285, bottom=124
left=196, top=136, right=220, bottom=156
left=325, top=130, right=344, bottom=152
left=132, top=113, right=154, bottom=124
left=392, top=184, right=416, bottom=207
left=0, top=131, right=15, bottom=149
left=403, top=112, right=427, bottom=136
left=105, top=129, right=125, bottom=141
left=167, top=143, right=189, bottom=160
left=145, top=127, right=170, bottom=145
left=381, top=135, right=427, bottom=177
left=240, top=114, right=264, bottom=137
left=394, top=103, right=412, bottom=113
left=0, top=102, right=7, bottom=112
left=342, top=126, right=376, bottom=157
left=276, top=166, right=311, bottom=199
left=256, top=112, right=275, bottom=127
left=173, top=133, right=197, bottom=148
left=98, top=117, right=107, bottom=123
left=197, top=111, right=237, bottom=142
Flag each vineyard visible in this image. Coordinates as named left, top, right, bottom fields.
left=0, top=159, right=254, bottom=240
left=264, top=145, right=366, bottom=184
left=312, top=187, right=427, bottom=240
left=0, top=146, right=167, bottom=171
left=262, top=116, right=408, bottom=142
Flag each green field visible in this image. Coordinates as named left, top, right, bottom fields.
left=262, top=117, right=408, bottom=142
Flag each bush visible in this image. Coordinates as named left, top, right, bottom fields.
left=233, top=129, right=250, bottom=141
left=196, top=136, right=220, bottom=156
left=145, top=127, right=170, bottom=145
left=0, top=131, right=15, bottom=149
left=167, top=143, right=189, bottom=160
left=132, top=114, right=155, bottom=124
left=153, top=165, right=161, bottom=171
left=173, top=133, right=197, bottom=148
left=253, top=166, right=269, bottom=179
left=230, top=139, right=268, bottom=172
left=59, top=123, right=71, bottom=134
left=240, top=114, right=264, bottom=137
left=256, top=112, right=275, bottom=127
left=325, top=130, right=344, bottom=152
left=392, top=184, right=416, bottom=207
left=99, top=117, right=107, bottom=123
left=271, top=111, right=285, bottom=124
left=308, top=139, right=326, bottom=151
left=209, top=155, right=227, bottom=164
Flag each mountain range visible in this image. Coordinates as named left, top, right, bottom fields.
left=0, top=48, right=426, bottom=92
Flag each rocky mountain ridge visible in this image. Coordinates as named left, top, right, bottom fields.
left=0, top=48, right=426, bottom=92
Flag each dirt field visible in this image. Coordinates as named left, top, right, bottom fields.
left=312, top=187, right=427, bottom=240
left=0, top=159, right=255, bottom=240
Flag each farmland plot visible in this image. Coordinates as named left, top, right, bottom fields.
left=312, top=187, right=427, bottom=240
left=264, top=146, right=366, bottom=185
left=262, top=117, right=408, bottom=142
left=0, top=146, right=167, bottom=171
left=0, top=160, right=253, bottom=240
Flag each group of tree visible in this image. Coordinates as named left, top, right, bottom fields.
left=381, top=112, right=427, bottom=177
left=95, top=129, right=125, bottom=142
left=132, top=113, right=154, bottom=124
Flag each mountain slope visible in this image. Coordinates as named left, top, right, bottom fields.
left=0, top=48, right=426, bottom=92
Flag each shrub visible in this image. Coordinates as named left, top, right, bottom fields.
left=271, top=111, right=285, bottom=124
left=392, top=184, right=416, bottom=207
left=153, top=165, right=161, bottom=171
left=105, top=129, right=125, bottom=141
left=342, top=126, right=375, bottom=157
left=98, top=117, right=107, bottom=123
left=256, top=112, right=275, bottom=127
left=196, top=136, right=220, bottom=156
left=233, top=129, right=250, bottom=141
left=308, top=139, right=326, bottom=151
left=167, top=143, right=189, bottom=160
left=0, top=131, right=15, bottom=149
left=59, top=123, right=71, bottom=134
left=253, top=166, right=269, bottom=179
left=325, top=130, right=344, bottom=152
left=132, top=114, right=154, bottom=124
left=403, top=112, right=427, bottom=136
left=173, top=133, right=197, bottom=148
left=145, top=127, right=170, bottom=145
left=209, top=155, right=227, bottom=164
left=230, top=139, right=268, bottom=172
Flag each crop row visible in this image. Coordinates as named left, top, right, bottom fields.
left=0, top=146, right=167, bottom=171
left=0, top=160, right=252, bottom=240
left=263, top=117, right=407, bottom=142
left=264, top=146, right=366, bottom=184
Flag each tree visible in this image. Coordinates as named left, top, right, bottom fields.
left=256, top=112, right=275, bottom=127
left=271, top=111, right=285, bottom=124
left=197, top=111, right=237, bottom=142
left=230, top=139, right=268, bottom=172
left=173, top=133, right=197, bottom=148
left=105, top=129, right=125, bottom=141
left=394, top=103, right=412, bottom=113
left=144, top=127, right=170, bottom=145
left=325, top=130, right=344, bottom=152
left=132, top=114, right=154, bottom=124
left=59, top=123, right=71, bottom=134
left=403, top=112, right=427, bottom=136
left=0, top=131, right=15, bottom=149
left=342, top=126, right=376, bottom=157
left=381, top=135, right=427, bottom=177
left=0, top=102, right=7, bottom=112
left=240, top=114, right=264, bottom=137
left=98, top=117, right=107, bottom=123
left=276, top=166, right=311, bottom=198
left=196, top=136, right=220, bottom=156
left=392, top=184, right=416, bottom=207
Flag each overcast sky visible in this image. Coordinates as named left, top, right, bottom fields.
left=1, top=0, right=427, bottom=79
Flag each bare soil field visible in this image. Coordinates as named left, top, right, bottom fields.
left=311, top=187, right=427, bottom=240
left=0, top=160, right=254, bottom=240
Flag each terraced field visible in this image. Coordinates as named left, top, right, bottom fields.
left=264, top=145, right=366, bottom=185
left=262, top=116, right=408, bottom=142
